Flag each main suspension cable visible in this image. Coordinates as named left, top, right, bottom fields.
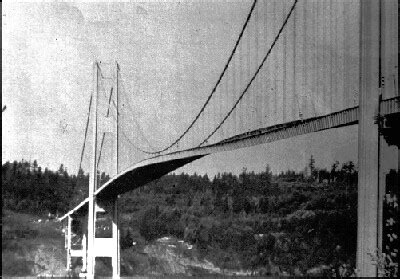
left=78, top=94, right=93, bottom=172
left=96, top=87, right=114, bottom=168
left=118, top=78, right=158, bottom=150
left=198, top=0, right=298, bottom=146
left=100, top=78, right=160, bottom=154
left=127, top=0, right=259, bottom=154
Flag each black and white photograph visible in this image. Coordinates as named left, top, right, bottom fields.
left=2, top=0, right=398, bottom=277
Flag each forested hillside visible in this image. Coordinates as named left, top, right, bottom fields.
left=2, top=158, right=359, bottom=276
left=118, top=160, right=358, bottom=276
left=2, top=160, right=110, bottom=215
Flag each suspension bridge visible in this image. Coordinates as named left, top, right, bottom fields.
left=60, top=0, right=399, bottom=277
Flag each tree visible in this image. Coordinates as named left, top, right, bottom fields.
left=318, top=168, right=330, bottom=183
left=120, top=229, right=134, bottom=249
left=341, top=161, right=357, bottom=186
left=33, top=160, right=38, bottom=173
left=139, top=206, right=165, bottom=241
left=330, top=161, right=340, bottom=182
left=58, top=164, right=65, bottom=175
left=308, top=155, right=316, bottom=181
left=255, top=234, right=276, bottom=268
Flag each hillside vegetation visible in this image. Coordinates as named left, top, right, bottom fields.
left=2, top=210, right=67, bottom=276
left=118, top=160, right=358, bottom=276
left=2, top=157, right=359, bottom=276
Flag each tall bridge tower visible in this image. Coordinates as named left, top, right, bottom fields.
left=358, top=0, right=398, bottom=277
left=85, top=62, right=120, bottom=278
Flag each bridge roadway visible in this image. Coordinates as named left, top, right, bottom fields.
left=60, top=96, right=399, bottom=220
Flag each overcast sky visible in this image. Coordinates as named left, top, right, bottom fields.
left=2, top=1, right=362, bottom=176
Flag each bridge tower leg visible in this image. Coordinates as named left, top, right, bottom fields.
left=85, top=61, right=121, bottom=278
left=357, top=0, right=382, bottom=276
left=112, top=198, right=120, bottom=278
left=86, top=61, right=99, bottom=278
left=82, top=233, right=87, bottom=272
left=112, top=61, right=121, bottom=278
left=66, top=215, right=72, bottom=271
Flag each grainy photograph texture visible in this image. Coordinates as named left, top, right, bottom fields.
left=2, top=0, right=398, bottom=277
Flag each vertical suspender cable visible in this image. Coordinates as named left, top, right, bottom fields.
left=116, top=62, right=119, bottom=175
left=322, top=1, right=327, bottom=113
left=303, top=0, right=307, bottom=118
left=329, top=0, right=333, bottom=113
left=334, top=1, right=338, bottom=112
left=282, top=1, right=287, bottom=122
left=293, top=1, right=298, bottom=119
left=342, top=1, right=348, bottom=108
left=238, top=31, right=242, bottom=133
left=315, top=1, right=320, bottom=116
left=232, top=43, right=237, bottom=136
left=312, top=0, right=317, bottom=116
left=273, top=0, right=277, bottom=122
left=218, top=77, right=223, bottom=140
left=246, top=8, right=251, bottom=132
left=254, top=3, right=260, bottom=129
left=223, top=73, right=227, bottom=140
left=264, top=1, right=268, bottom=127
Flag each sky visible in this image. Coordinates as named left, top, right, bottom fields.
left=2, top=0, right=362, bottom=176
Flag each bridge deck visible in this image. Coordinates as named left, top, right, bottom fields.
left=60, top=97, right=399, bottom=220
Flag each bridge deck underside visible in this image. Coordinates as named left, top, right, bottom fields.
left=60, top=97, right=399, bottom=220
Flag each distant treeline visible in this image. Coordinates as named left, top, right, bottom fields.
left=2, top=157, right=357, bottom=217
left=2, top=161, right=86, bottom=215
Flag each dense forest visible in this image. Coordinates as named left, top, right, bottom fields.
left=118, top=158, right=358, bottom=276
left=2, top=160, right=88, bottom=215
left=2, top=157, right=362, bottom=276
